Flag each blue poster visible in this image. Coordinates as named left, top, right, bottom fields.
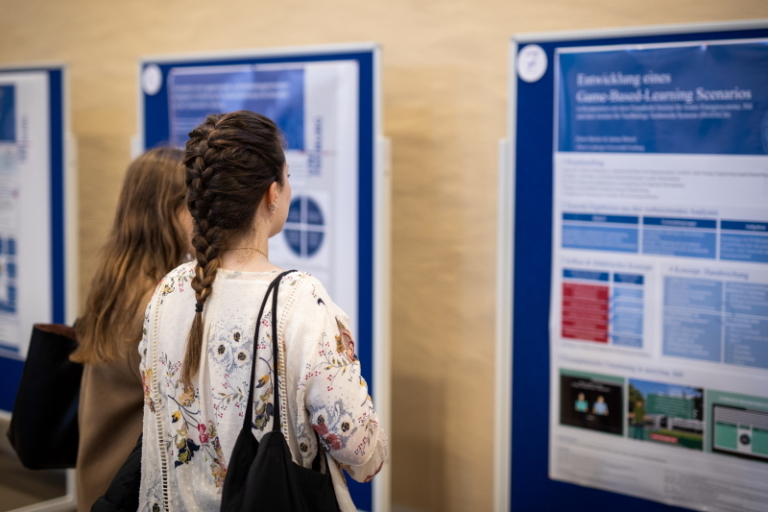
left=168, top=67, right=304, bottom=149
left=557, top=42, right=768, bottom=154
left=549, top=38, right=768, bottom=511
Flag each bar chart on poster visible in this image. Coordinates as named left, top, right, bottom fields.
left=138, top=44, right=390, bottom=512
left=498, top=21, right=768, bottom=512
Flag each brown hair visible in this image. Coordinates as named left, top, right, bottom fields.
left=181, top=110, right=285, bottom=387
left=72, top=147, right=188, bottom=364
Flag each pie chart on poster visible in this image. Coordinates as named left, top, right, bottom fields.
left=283, top=196, right=325, bottom=258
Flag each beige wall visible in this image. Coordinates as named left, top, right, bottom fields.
left=1, top=1, right=766, bottom=510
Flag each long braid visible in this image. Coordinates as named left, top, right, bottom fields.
left=179, top=111, right=286, bottom=388
left=181, top=116, right=224, bottom=387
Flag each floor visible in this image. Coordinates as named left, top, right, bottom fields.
left=0, top=419, right=73, bottom=512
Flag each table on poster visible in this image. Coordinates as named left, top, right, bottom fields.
left=497, top=21, right=768, bottom=512
left=138, top=44, right=389, bottom=512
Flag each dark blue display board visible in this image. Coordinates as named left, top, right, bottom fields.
left=140, top=45, right=383, bottom=512
left=0, top=66, right=67, bottom=413
left=507, top=23, right=768, bottom=512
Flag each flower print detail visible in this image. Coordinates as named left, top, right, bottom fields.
left=160, top=278, right=175, bottom=296
left=211, top=459, right=226, bottom=487
left=234, top=348, right=250, bottom=367
left=141, top=369, right=156, bottom=413
left=313, top=414, right=328, bottom=436
left=229, top=328, right=242, bottom=343
left=256, top=375, right=270, bottom=388
left=171, top=411, right=181, bottom=423
left=178, top=387, right=195, bottom=407
left=310, top=400, right=357, bottom=453
left=211, top=341, right=231, bottom=367
left=253, top=400, right=274, bottom=431
left=197, top=422, right=209, bottom=444
left=174, top=435, right=200, bottom=466
left=335, top=317, right=357, bottom=363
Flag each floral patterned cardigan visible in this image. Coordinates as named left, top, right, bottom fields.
left=138, top=262, right=387, bottom=512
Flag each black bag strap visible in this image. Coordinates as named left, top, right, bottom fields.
left=242, top=270, right=295, bottom=431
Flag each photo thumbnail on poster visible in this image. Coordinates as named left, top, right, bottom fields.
left=627, top=379, right=703, bottom=450
left=560, top=370, right=623, bottom=435
left=707, top=390, right=768, bottom=464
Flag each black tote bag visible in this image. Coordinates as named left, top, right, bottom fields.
left=7, top=323, right=82, bottom=469
left=221, top=270, right=339, bottom=512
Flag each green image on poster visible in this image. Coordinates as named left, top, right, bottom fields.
left=627, top=379, right=703, bottom=450
left=707, top=390, right=768, bottom=464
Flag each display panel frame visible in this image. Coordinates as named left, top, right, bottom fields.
left=496, top=19, right=768, bottom=512
left=138, top=43, right=390, bottom=512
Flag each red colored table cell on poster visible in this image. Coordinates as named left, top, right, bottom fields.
left=561, top=326, right=608, bottom=343
left=563, top=282, right=609, bottom=300
left=562, top=319, right=608, bottom=331
left=561, top=309, right=608, bottom=322
left=561, top=282, right=609, bottom=343
left=561, top=299, right=609, bottom=313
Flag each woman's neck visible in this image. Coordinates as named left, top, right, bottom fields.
left=219, top=235, right=283, bottom=273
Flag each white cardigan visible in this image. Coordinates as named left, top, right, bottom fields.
left=138, top=262, right=387, bottom=511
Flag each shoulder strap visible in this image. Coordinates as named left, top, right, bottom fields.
left=242, top=270, right=296, bottom=431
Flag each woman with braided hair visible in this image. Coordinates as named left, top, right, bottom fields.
left=138, top=110, right=387, bottom=511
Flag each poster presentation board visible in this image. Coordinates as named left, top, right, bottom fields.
left=138, top=43, right=389, bottom=512
left=0, top=64, right=73, bottom=414
left=497, top=21, right=768, bottom=512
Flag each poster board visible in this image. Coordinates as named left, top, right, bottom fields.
left=138, top=43, right=390, bottom=512
left=496, top=20, right=768, bottom=512
left=0, top=64, right=75, bottom=415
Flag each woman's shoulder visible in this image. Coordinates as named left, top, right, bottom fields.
left=282, top=271, right=331, bottom=303
left=282, top=272, right=349, bottom=321
left=151, top=261, right=197, bottom=302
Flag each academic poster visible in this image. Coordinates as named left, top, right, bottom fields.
left=549, top=39, right=768, bottom=511
left=161, top=60, right=360, bottom=329
left=0, top=71, right=52, bottom=358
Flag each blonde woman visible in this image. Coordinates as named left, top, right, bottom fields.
left=72, top=148, right=193, bottom=511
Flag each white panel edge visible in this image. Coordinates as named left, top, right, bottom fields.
left=140, top=42, right=381, bottom=66
left=513, top=18, right=768, bottom=43
left=371, top=44, right=391, bottom=512
left=494, top=39, right=518, bottom=512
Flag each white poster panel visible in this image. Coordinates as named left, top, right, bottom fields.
left=549, top=39, right=768, bottom=511
left=165, top=60, right=359, bottom=332
left=0, top=72, right=52, bottom=359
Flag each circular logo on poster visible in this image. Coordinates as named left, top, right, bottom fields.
left=142, top=64, right=163, bottom=96
left=283, top=196, right=325, bottom=258
left=517, top=44, right=547, bottom=83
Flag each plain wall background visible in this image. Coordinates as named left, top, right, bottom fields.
left=1, top=1, right=766, bottom=510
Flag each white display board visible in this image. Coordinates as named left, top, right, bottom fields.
left=0, top=71, right=52, bottom=358
left=0, top=63, right=77, bottom=512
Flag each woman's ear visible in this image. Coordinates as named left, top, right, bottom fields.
left=267, top=181, right=279, bottom=206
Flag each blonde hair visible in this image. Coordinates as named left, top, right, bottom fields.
left=72, top=147, right=188, bottom=364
